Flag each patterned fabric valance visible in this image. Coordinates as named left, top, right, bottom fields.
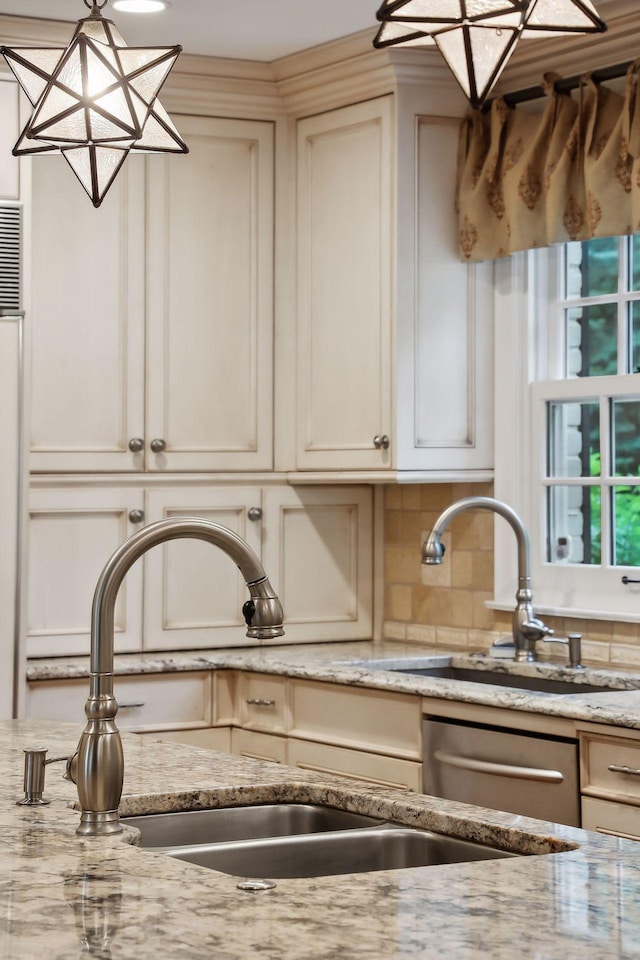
left=456, top=62, right=640, bottom=262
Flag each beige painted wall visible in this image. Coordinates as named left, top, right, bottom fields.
left=383, top=483, right=640, bottom=668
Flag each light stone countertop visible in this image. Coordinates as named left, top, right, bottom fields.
left=3, top=718, right=640, bottom=959
left=26, top=639, right=640, bottom=730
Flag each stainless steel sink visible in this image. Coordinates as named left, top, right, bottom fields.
left=351, top=660, right=623, bottom=695
left=391, top=665, right=619, bottom=695
left=157, top=825, right=518, bottom=878
left=122, top=804, right=520, bottom=878
left=121, top=803, right=382, bottom=846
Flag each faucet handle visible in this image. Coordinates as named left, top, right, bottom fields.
left=522, top=618, right=554, bottom=641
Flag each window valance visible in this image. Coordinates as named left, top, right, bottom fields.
left=456, top=61, right=640, bottom=262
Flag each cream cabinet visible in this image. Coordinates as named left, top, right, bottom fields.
left=28, top=113, right=275, bottom=474
left=292, top=92, right=493, bottom=479
left=0, top=78, right=20, bottom=200
left=25, top=670, right=214, bottom=731
left=25, top=482, right=373, bottom=657
left=225, top=672, right=422, bottom=789
left=295, top=96, right=393, bottom=472
left=579, top=725, right=640, bottom=841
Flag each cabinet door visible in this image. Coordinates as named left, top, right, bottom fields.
left=143, top=486, right=262, bottom=650
left=261, top=486, right=373, bottom=642
left=296, top=97, right=393, bottom=470
left=396, top=115, right=493, bottom=473
left=28, top=156, right=146, bottom=472
left=0, top=79, right=20, bottom=199
left=146, top=114, right=274, bottom=471
left=288, top=739, right=422, bottom=791
left=0, top=315, right=21, bottom=718
left=26, top=486, right=144, bottom=657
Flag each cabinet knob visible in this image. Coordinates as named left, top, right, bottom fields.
left=247, top=507, right=263, bottom=522
left=128, top=509, right=145, bottom=524
left=150, top=438, right=167, bottom=453
left=128, top=438, right=144, bottom=453
left=373, top=434, right=390, bottom=450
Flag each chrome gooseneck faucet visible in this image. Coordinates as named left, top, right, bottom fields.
left=422, top=496, right=552, bottom=663
left=67, top=517, right=285, bottom=838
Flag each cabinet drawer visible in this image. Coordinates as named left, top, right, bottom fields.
left=26, top=672, right=213, bottom=731
left=288, top=738, right=422, bottom=791
left=139, top=728, right=231, bottom=752
left=291, top=680, right=421, bottom=759
left=580, top=732, right=640, bottom=805
left=238, top=673, right=289, bottom=734
left=582, top=797, right=640, bottom=842
left=231, top=729, right=288, bottom=764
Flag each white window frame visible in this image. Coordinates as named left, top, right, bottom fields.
left=492, top=247, right=640, bottom=623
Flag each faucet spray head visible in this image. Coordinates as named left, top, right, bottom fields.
left=422, top=533, right=445, bottom=565
left=242, top=579, right=285, bottom=640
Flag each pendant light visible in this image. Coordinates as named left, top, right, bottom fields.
left=1, top=0, right=188, bottom=207
left=374, top=1, right=607, bottom=110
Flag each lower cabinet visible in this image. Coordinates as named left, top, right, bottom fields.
left=25, top=671, right=216, bottom=733
left=287, top=739, right=422, bottom=791
left=25, top=481, right=373, bottom=658
left=579, top=725, right=640, bottom=842
left=229, top=673, right=422, bottom=789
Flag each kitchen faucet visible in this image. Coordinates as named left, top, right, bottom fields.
left=66, top=517, right=284, bottom=838
left=421, top=496, right=553, bottom=663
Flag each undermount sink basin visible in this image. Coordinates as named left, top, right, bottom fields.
left=121, top=803, right=382, bottom=846
left=391, top=665, right=619, bottom=695
left=122, top=804, right=520, bottom=878
left=351, top=660, right=623, bottom=695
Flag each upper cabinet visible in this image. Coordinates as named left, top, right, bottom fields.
left=0, top=78, right=20, bottom=200
left=295, top=97, right=393, bottom=472
left=290, top=86, right=493, bottom=480
left=28, top=113, right=275, bottom=474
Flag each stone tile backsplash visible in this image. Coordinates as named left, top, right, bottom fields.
left=383, top=482, right=640, bottom=667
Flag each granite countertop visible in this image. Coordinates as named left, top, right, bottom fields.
left=3, top=718, right=640, bottom=959
left=27, top=639, right=640, bottom=729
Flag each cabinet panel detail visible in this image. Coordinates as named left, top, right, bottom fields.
left=29, top=158, right=146, bottom=472
left=231, top=728, right=287, bottom=764
left=26, top=487, right=144, bottom=658
left=288, top=738, right=422, bottom=791
left=291, top=680, right=421, bottom=759
left=143, top=487, right=262, bottom=650
left=261, top=486, right=372, bottom=642
left=580, top=731, right=640, bottom=806
left=238, top=673, right=290, bottom=734
left=146, top=115, right=274, bottom=471
left=581, top=796, right=640, bottom=842
left=0, top=79, right=20, bottom=199
left=139, top=727, right=231, bottom=752
left=26, top=671, right=212, bottom=730
left=296, top=96, right=392, bottom=470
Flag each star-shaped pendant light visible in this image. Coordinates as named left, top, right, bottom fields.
left=1, top=0, right=188, bottom=207
left=374, top=0, right=607, bottom=109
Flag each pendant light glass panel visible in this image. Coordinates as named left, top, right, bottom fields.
left=1, top=0, right=188, bottom=207
left=375, top=0, right=607, bottom=108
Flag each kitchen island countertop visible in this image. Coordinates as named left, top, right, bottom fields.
left=2, top=718, right=640, bottom=959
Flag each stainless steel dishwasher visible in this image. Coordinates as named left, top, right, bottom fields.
left=423, top=716, right=580, bottom=826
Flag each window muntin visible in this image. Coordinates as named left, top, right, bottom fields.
left=539, top=237, right=640, bottom=579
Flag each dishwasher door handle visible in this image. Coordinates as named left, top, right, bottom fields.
left=433, top=749, right=565, bottom=784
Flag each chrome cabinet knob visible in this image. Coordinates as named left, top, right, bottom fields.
left=247, top=507, right=263, bottom=522
left=128, top=509, right=145, bottom=524
left=128, top=438, right=144, bottom=453
left=150, top=438, right=167, bottom=453
left=373, top=434, right=390, bottom=450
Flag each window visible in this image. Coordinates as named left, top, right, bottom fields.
left=493, top=238, right=640, bottom=622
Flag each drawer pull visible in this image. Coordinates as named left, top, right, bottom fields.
left=434, top=750, right=564, bottom=784
left=246, top=698, right=275, bottom=707
left=608, top=764, right=640, bottom=778
left=119, top=701, right=145, bottom=710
